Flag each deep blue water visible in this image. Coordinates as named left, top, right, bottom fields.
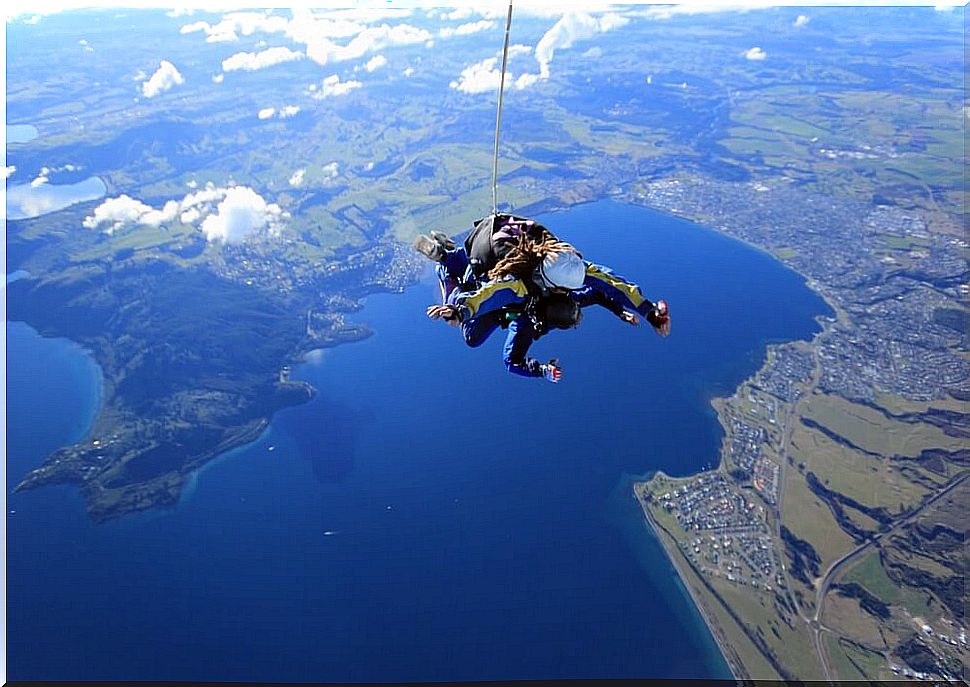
left=6, top=201, right=830, bottom=681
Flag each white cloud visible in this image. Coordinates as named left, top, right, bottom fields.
left=5, top=166, right=16, bottom=179
left=200, top=186, right=283, bottom=244
left=364, top=54, right=387, bottom=72
left=450, top=57, right=502, bottom=95
left=180, top=20, right=208, bottom=34
left=312, top=74, right=362, bottom=98
left=259, top=105, right=300, bottom=120
left=744, top=46, right=767, bottom=60
left=30, top=173, right=49, bottom=187
left=306, top=23, right=431, bottom=66
left=514, top=72, right=540, bottom=90
left=438, top=19, right=494, bottom=38
left=441, top=7, right=476, bottom=21
left=582, top=46, right=603, bottom=58
left=321, top=162, right=339, bottom=179
left=82, top=182, right=283, bottom=244
left=180, top=12, right=289, bottom=43
left=403, top=66, right=415, bottom=77
left=289, top=169, right=306, bottom=187
left=212, top=73, right=225, bottom=83
left=794, top=14, right=810, bottom=26
left=222, top=46, right=303, bottom=72
left=142, top=60, right=184, bottom=98
left=82, top=195, right=178, bottom=233
left=207, top=28, right=239, bottom=43
left=450, top=45, right=538, bottom=95
left=534, top=11, right=628, bottom=78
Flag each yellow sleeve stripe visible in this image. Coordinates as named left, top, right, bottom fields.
left=585, top=264, right=646, bottom=308
left=460, top=278, right=530, bottom=319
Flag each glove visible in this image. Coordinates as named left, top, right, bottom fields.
left=540, top=358, right=562, bottom=384
left=646, top=299, right=670, bottom=337
left=427, top=304, right=460, bottom=324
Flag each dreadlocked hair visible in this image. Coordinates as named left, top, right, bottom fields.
left=487, top=228, right=581, bottom=282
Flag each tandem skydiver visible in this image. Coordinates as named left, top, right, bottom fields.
left=414, top=213, right=670, bottom=383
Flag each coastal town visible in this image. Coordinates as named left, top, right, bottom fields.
left=630, top=170, right=968, bottom=682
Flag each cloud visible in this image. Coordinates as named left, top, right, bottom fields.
left=289, top=169, right=306, bottom=187
left=200, top=187, right=283, bottom=244
left=794, top=14, right=810, bottom=26
left=258, top=105, right=300, bottom=120
left=403, top=66, right=415, bottom=77
left=305, top=23, right=431, bottom=66
left=364, top=54, right=387, bottom=72
left=212, top=73, right=225, bottom=83
left=582, top=46, right=603, bottom=58
left=83, top=183, right=284, bottom=244
left=450, top=45, right=537, bottom=95
left=440, top=7, right=477, bottom=21
left=438, top=19, right=494, bottom=38
left=5, top=166, right=15, bottom=179
left=207, top=28, right=239, bottom=43
left=744, top=46, right=767, bottom=60
left=321, top=162, right=339, bottom=179
left=180, top=20, right=208, bottom=34
left=514, top=72, right=540, bottom=90
left=311, top=74, right=362, bottom=98
left=222, top=46, right=303, bottom=72
left=534, top=11, right=628, bottom=78
left=82, top=195, right=179, bottom=233
left=180, top=11, right=289, bottom=44
left=450, top=57, right=502, bottom=94
left=142, top=60, right=184, bottom=98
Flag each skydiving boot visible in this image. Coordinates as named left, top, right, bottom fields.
left=414, top=231, right=456, bottom=262
left=413, top=234, right=445, bottom=261
left=430, top=231, right=455, bottom=251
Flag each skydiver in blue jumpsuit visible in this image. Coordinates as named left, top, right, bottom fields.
left=417, top=227, right=670, bottom=383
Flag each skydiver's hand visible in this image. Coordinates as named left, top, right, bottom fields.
left=427, top=304, right=460, bottom=326
left=621, top=310, right=640, bottom=327
left=540, top=358, right=562, bottom=384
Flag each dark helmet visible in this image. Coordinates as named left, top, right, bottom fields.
left=538, top=293, right=582, bottom=330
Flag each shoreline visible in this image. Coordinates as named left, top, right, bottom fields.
left=633, top=481, right=748, bottom=681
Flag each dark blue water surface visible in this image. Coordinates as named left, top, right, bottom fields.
left=7, top=201, right=829, bottom=681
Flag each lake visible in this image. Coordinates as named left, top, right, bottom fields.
left=6, top=200, right=829, bottom=681
left=6, top=124, right=39, bottom=144
left=6, top=176, right=107, bottom=220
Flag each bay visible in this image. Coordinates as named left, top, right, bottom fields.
left=6, top=200, right=829, bottom=681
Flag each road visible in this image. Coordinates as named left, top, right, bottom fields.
left=808, top=470, right=970, bottom=681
